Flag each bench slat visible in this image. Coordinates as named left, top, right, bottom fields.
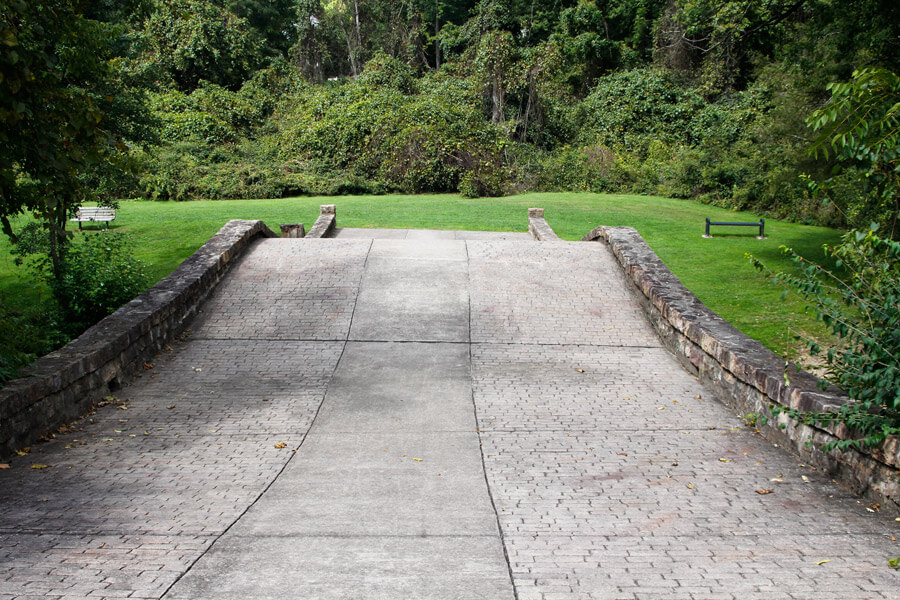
left=71, top=207, right=116, bottom=228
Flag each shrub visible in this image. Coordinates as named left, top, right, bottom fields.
left=575, top=68, right=704, bottom=150
left=0, top=300, right=66, bottom=384
left=749, top=226, right=900, bottom=450
left=12, top=224, right=151, bottom=330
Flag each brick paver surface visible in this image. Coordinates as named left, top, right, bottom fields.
left=1, top=232, right=897, bottom=599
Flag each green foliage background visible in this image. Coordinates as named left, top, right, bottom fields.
left=50, top=0, right=892, bottom=233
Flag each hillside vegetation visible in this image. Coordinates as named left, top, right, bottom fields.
left=5, top=1, right=898, bottom=231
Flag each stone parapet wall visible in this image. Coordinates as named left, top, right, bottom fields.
left=585, top=225, right=899, bottom=509
left=527, top=208, right=561, bottom=241
left=307, top=204, right=337, bottom=238
left=0, top=219, right=277, bottom=457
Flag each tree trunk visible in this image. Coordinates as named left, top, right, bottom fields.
left=491, top=74, right=505, bottom=123
left=338, top=19, right=359, bottom=77
left=434, top=7, right=441, bottom=69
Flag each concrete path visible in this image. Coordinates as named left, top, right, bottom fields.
left=1, top=230, right=897, bottom=600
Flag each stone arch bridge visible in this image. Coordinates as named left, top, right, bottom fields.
left=0, top=207, right=897, bottom=599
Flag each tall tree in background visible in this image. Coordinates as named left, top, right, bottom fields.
left=1, top=0, right=151, bottom=280
left=325, top=0, right=364, bottom=77
left=225, top=0, right=298, bottom=55
left=292, top=0, right=326, bottom=81
left=139, top=0, right=266, bottom=91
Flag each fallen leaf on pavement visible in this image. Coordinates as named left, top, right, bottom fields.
left=274, top=442, right=287, bottom=449
left=412, top=458, right=423, bottom=462
left=16, top=448, right=30, bottom=456
left=0, top=464, right=9, bottom=469
left=814, top=559, right=830, bottom=566
left=31, top=464, right=50, bottom=470
left=718, top=458, right=731, bottom=463
left=756, top=489, right=774, bottom=495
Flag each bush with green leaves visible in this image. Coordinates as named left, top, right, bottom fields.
left=54, top=232, right=151, bottom=326
left=749, top=226, right=900, bottom=451
left=12, top=224, right=151, bottom=330
left=575, top=69, right=705, bottom=150
left=806, top=67, right=900, bottom=236
left=0, top=300, right=67, bottom=384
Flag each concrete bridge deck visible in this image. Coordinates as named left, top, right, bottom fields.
left=1, top=230, right=897, bottom=599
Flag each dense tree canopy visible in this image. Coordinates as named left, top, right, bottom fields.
left=1, top=0, right=151, bottom=277
left=2, top=0, right=899, bottom=234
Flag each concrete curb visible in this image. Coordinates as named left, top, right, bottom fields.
left=528, top=208, right=561, bottom=241
left=585, top=225, right=900, bottom=509
left=0, top=219, right=278, bottom=457
left=307, top=204, right=337, bottom=238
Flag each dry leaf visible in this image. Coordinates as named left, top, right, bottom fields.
left=0, top=464, right=10, bottom=469
left=273, top=442, right=287, bottom=449
left=617, top=452, right=628, bottom=456
left=756, top=489, right=774, bottom=495
left=686, top=483, right=695, bottom=489
left=718, top=458, right=731, bottom=463
left=31, top=464, right=50, bottom=470
left=814, top=559, right=830, bottom=566
left=868, top=503, right=880, bottom=512
left=15, top=448, right=30, bottom=456
left=770, top=478, right=784, bottom=483
left=143, top=363, right=153, bottom=370
left=575, top=368, right=584, bottom=373
left=166, top=404, right=176, bottom=409
left=694, top=394, right=702, bottom=399
left=412, top=458, right=423, bottom=462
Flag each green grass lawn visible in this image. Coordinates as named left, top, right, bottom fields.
left=0, top=192, right=842, bottom=358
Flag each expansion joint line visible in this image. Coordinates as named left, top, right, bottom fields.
left=160, top=239, right=375, bottom=599
left=465, top=240, right=520, bottom=600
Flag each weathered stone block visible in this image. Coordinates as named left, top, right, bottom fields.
left=591, top=224, right=900, bottom=509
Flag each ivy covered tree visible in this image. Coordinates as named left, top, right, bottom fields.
left=138, top=0, right=266, bottom=91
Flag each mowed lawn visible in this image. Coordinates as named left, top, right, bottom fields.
left=0, top=193, right=842, bottom=358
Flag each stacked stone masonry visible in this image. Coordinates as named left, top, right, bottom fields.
left=0, top=220, right=277, bottom=457
left=583, top=225, right=900, bottom=509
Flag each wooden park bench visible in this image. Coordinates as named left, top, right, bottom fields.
left=71, top=206, right=116, bottom=229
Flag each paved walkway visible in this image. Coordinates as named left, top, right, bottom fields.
left=1, top=230, right=897, bottom=600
